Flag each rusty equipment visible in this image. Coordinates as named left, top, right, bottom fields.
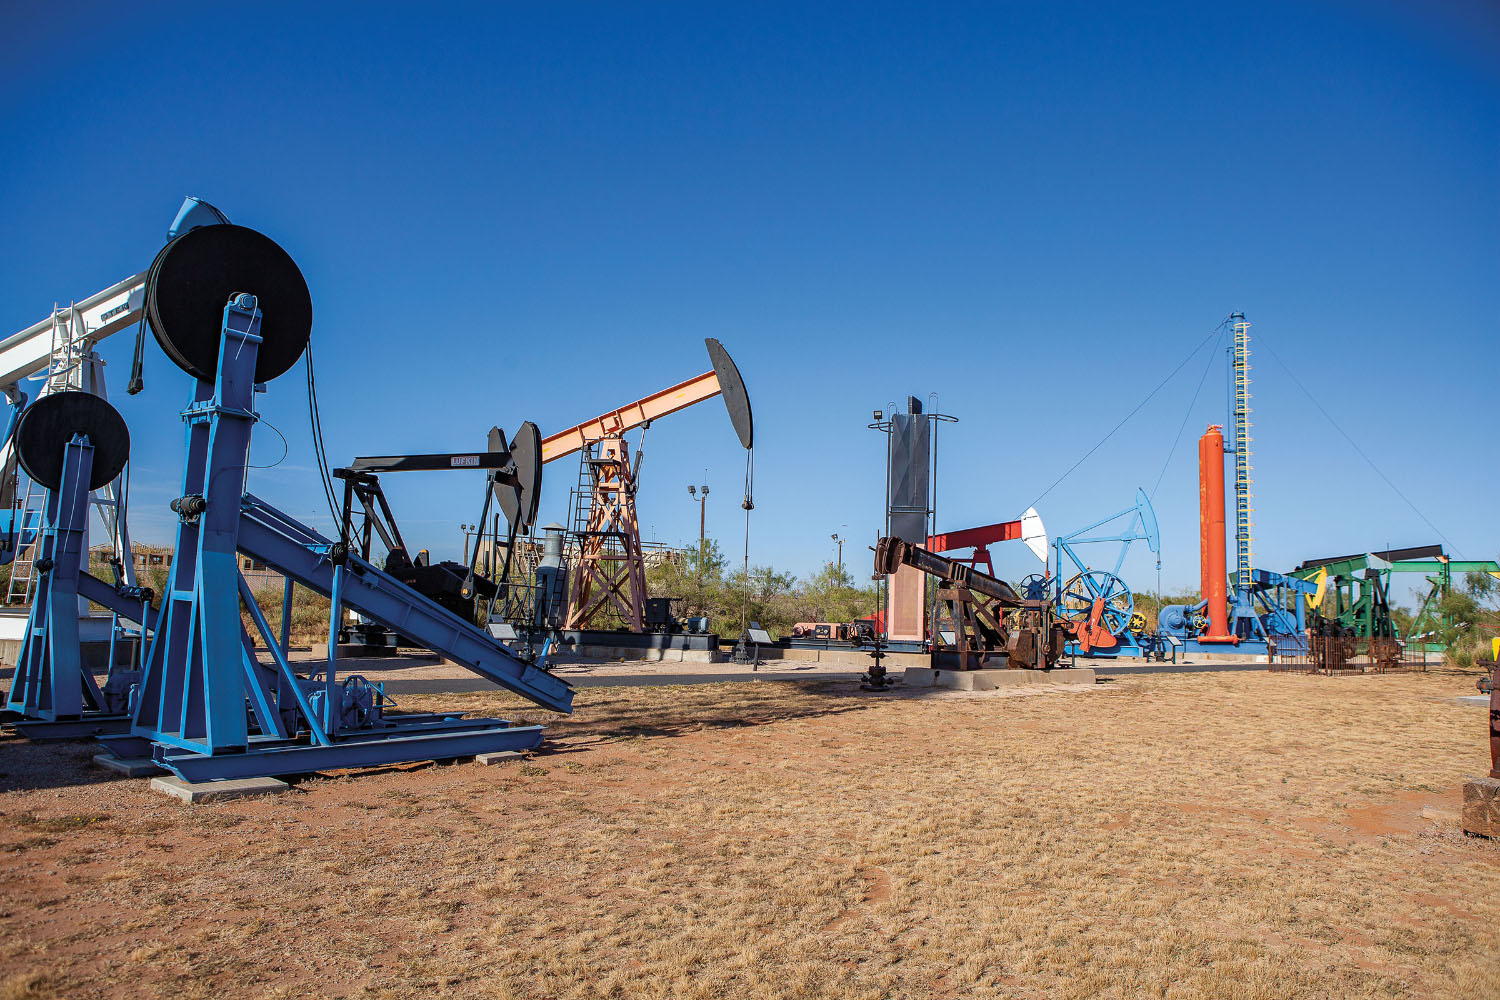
left=1490, top=663, right=1500, bottom=780
left=1269, top=613, right=1429, bottom=675
left=873, top=536, right=1067, bottom=671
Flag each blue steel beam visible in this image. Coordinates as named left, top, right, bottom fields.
left=237, top=496, right=573, bottom=715
left=153, top=723, right=544, bottom=782
left=76, top=573, right=159, bottom=630
left=131, top=296, right=265, bottom=753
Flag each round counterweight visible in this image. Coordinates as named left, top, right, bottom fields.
left=145, top=224, right=312, bottom=384
left=16, top=391, right=131, bottom=491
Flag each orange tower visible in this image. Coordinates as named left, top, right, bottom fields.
left=1197, top=425, right=1237, bottom=643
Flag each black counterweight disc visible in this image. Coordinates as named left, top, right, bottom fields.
left=145, top=224, right=312, bottom=384
left=16, top=391, right=131, bottom=492
left=497, top=421, right=542, bottom=534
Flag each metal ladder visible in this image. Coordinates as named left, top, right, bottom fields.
left=566, top=443, right=596, bottom=546
left=47, top=304, right=87, bottom=393
left=5, top=477, right=41, bottom=605
left=1232, top=317, right=1254, bottom=593
left=6, top=305, right=87, bottom=605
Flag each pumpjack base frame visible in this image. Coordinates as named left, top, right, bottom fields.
left=1064, top=638, right=1148, bottom=660
left=1171, top=638, right=1270, bottom=657
left=150, top=721, right=546, bottom=782
left=558, top=629, right=718, bottom=652
left=4, top=711, right=132, bottom=740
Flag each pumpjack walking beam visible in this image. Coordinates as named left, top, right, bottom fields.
left=122, top=222, right=571, bottom=782
left=925, top=508, right=1047, bottom=580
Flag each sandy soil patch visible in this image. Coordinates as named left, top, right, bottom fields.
left=1, top=669, right=1496, bottom=999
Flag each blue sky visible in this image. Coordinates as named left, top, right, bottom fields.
left=3, top=1, right=1496, bottom=604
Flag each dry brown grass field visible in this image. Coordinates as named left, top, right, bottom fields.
left=1, top=669, right=1496, bottom=999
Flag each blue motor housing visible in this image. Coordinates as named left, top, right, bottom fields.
left=1159, top=604, right=1193, bottom=636
left=305, top=675, right=387, bottom=732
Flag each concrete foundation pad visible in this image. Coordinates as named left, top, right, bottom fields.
left=93, top=754, right=165, bottom=778
left=1463, top=776, right=1500, bottom=838
left=571, top=645, right=722, bottom=663
left=150, top=774, right=290, bottom=804
left=475, top=750, right=526, bottom=766
left=904, top=666, right=1096, bottom=690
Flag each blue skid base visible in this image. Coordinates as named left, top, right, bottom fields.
left=152, top=721, right=546, bottom=781
left=96, top=733, right=156, bottom=759
left=10, top=713, right=132, bottom=741
left=1172, top=639, right=1270, bottom=657
left=1064, top=643, right=1143, bottom=660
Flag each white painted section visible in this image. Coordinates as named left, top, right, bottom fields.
left=1021, top=507, right=1048, bottom=565
left=0, top=272, right=146, bottom=390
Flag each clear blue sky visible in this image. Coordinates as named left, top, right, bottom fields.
left=3, top=1, right=1496, bottom=604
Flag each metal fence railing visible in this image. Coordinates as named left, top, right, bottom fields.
left=1270, top=635, right=1429, bottom=675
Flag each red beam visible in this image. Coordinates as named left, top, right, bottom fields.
left=927, top=519, right=1023, bottom=553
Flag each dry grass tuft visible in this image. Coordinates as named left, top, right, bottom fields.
left=0, top=972, right=57, bottom=1000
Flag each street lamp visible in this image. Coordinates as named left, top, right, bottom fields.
left=688, top=480, right=710, bottom=601
left=831, top=532, right=845, bottom=575
left=460, top=523, right=475, bottom=562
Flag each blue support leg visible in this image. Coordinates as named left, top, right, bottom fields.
left=6, top=435, right=94, bottom=723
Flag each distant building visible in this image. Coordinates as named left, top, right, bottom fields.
left=91, top=544, right=284, bottom=592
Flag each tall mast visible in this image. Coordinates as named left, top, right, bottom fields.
left=1227, top=313, right=1253, bottom=594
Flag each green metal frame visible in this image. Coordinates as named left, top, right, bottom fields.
left=1395, top=558, right=1500, bottom=650
left=1293, top=552, right=1500, bottom=650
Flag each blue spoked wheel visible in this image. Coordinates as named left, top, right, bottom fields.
left=1056, top=570, right=1134, bottom=637
left=1018, top=573, right=1050, bottom=601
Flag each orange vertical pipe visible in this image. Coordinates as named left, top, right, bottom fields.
left=1198, top=426, right=1236, bottom=642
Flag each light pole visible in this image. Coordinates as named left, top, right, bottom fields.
left=831, top=532, right=845, bottom=575
left=688, top=480, right=709, bottom=604
left=460, top=523, right=475, bottom=562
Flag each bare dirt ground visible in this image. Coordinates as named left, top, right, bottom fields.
left=1, top=668, right=1496, bottom=999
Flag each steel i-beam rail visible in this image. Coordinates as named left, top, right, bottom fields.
left=238, top=496, right=573, bottom=714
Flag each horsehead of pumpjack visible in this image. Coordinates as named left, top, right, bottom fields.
left=142, top=224, right=313, bottom=537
